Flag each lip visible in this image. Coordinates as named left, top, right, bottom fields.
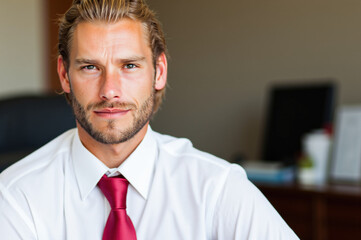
left=93, top=108, right=130, bottom=119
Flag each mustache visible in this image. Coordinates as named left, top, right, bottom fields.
left=86, top=101, right=137, bottom=111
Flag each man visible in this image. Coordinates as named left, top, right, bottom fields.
left=0, top=0, right=298, bottom=239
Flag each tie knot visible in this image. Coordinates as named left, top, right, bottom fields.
left=98, top=174, right=129, bottom=209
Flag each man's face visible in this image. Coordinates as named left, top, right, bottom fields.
left=58, top=19, right=167, bottom=144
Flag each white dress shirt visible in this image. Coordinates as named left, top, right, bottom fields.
left=0, top=127, right=298, bottom=239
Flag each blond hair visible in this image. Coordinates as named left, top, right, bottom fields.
left=58, top=0, right=167, bottom=112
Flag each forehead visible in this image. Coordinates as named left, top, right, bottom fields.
left=70, top=19, right=150, bottom=59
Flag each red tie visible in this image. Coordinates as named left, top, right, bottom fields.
left=98, top=174, right=137, bottom=240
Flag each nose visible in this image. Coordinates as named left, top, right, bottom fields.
left=99, top=69, right=121, bottom=101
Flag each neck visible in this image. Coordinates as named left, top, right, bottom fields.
left=77, top=123, right=149, bottom=168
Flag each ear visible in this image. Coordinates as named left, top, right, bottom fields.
left=154, top=52, right=167, bottom=90
left=57, top=55, right=71, bottom=93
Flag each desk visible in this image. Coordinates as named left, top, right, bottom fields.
left=257, top=183, right=361, bottom=240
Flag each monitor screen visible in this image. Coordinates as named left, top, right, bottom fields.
left=261, top=82, right=336, bottom=165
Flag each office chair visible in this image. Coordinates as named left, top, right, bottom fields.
left=0, top=94, right=76, bottom=171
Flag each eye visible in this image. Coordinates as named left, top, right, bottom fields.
left=82, top=65, right=98, bottom=71
left=124, top=64, right=137, bottom=69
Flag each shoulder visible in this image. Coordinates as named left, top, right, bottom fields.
left=0, top=129, right=76, bottom=237
left=151, top=130, right=249, bottom=203
left=0, top=129, right=76, bottom=189
left=151, top=131, right=263, bottom=238
left=153, top=130, right=245, bottom=176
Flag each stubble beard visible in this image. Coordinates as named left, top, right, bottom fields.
left=70, top=90, right=155, bottom=145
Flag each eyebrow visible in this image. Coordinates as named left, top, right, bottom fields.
left=119, top=56, right=146, bottom=63
left=74, top=56, right=147, bottom=65
left=74, top=58, right=99, bottom=65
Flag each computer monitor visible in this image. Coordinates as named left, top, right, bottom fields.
left=261, top=82, right=336, bottom=165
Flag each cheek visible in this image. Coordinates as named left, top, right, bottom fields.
left=125, top=71, right=155, bottom=95
left=70, top=80, right=98, bottom=106
left=123, top=83, right=152, bottom=106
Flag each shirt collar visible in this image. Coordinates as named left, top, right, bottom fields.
left=72, top=126, right=157, bottom=201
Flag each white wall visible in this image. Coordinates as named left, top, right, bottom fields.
left=0, top=0, right=45, bottom=98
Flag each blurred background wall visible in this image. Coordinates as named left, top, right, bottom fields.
left=2, top=0, right=361, bottom=161
left=0, top=0, right=45, bottom=97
